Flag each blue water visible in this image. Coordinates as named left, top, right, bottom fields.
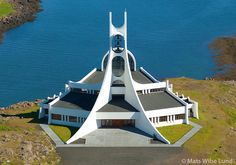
left=1, top=0, right=236, bottom=106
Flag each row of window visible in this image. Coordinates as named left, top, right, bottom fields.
left=136, top=88, right=165, bottom=95
left=51, top=114, right=87, bottom=123
left=71, top=88, right=99, bottom=95
left=149, top=114, right=185, bottom=123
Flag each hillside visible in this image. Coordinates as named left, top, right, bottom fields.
left=170, top=78, right=236, bottom=161
left=0, top=102, right=60, bottom=164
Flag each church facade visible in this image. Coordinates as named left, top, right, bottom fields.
left=38, top=12, right=198, bottom=144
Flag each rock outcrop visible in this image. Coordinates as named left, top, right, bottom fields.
left=0, top=0, right=41, bottom=42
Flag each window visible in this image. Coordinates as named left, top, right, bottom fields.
left=149, top=118, right=152, bottom=122
left=156, top=117, right=159, bottom=123
left=153, top=117, right=156, bottom=123
left=175, top=114, right=185, bottom=120
left=94, top=90, right=100, bottom=95
left=112, top=35, right=124, bottom=53
left=136, top=90, right=142, bottom=95
left=52, top=114, right=62, bottom=120
left=45, top=108, right=48, bottom=114
left=188, top=108, right=193, bottom=117
left=159, top=116, right=167, bottom=122
left=71, top=88, right=87, bottom=93
left=112, top=56, right=125, bottom=77
left=69, top=116, right=77, bottom=122
left=78, top=117, right=80, bottom=123
left=150, top=88, right=165, bottom=93
left=103, top=53, right=135, bottom=71
left=112, top=80, right=125, bottom=87
left=128, top=53, right=135, bottom=71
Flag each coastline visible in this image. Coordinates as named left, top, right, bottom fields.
left=0, top=0, right=41, bottom=43
left=209, top=35, right=236, bottom=80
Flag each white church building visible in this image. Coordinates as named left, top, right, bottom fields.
left=39, top=11, right=198, bottom=144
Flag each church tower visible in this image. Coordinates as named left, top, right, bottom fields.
left=66, top=12, right=170, bottom=144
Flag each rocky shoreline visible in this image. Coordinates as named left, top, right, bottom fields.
left=0, top=0, right=41, bottom=42
left=209, top=35, right=236, bottom=80
left=0, top=99, right=42, bottom=110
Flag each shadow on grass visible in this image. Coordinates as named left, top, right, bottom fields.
left=50, top=124, right=78, bottom=135
left=1, top=109, right=48, bottom=124
left=49, top=124, right=79, bottom=143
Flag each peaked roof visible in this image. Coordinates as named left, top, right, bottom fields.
left=98, top=95, right=138, bottom=112
left=52, top=92, right=98, bottom=110
left=82, top=70, right=154, bottom=84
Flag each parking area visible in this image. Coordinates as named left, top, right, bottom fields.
left=57, top=147, right=184, bottom=165
left=81, top=127, right=162, bottom=147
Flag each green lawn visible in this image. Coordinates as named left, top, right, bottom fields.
left=157, top=124, right=193, bottom=144
left=49, top=125, right=78, bottom=143
left=0, top=0, right=15, bottom=18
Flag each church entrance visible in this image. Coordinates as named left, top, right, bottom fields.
left=101, top=119, right=135, bottom=128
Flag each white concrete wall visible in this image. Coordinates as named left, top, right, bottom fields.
left=155, top=119, right=184, bottom=127
left=120, top=25, right=170, bottom=143
left=101, top=50, right=137, bottom=71
left=145, top=107, right=185, bottom=117
left=96, top=112, right=137, bottom=119
left=165, top=89, right=189, bottom=124
left=49, top=107, right=90, bottom=127
left=66, top=25, right=114, bottom=143
left=133, top=81, right=167, bottom=91
left=111, top=87, right=125, bottom=95
left=140, top=67, right=158, bottom=82
left=38, top=107, right=45, bottom=119
left=68, top=81, right=101, bottom=91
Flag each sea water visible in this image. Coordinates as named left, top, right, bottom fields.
left=1, top=0, right=236, bottom=106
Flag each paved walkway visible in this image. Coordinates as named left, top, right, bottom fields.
left=57, top=147, right=184, bottom=165
left=40, top=124, right=64, bottom=145
left=41, top=122, right=201, bottom=147
left=174, top=121, right=202, bottom=146
left=80, top=127, right=162, bottom=147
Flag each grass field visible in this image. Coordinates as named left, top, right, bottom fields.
left=49, top=125, right=78, bottom=143
left=0, top=0, right=14, bottom=18
left=170, top=78, right=236, bottom=160
left=157, top=124, right=193, bottom=144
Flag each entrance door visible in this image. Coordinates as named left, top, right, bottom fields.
left=112, top=120, right=124, bottom=127
left=101, top=119, right=135, bottom=128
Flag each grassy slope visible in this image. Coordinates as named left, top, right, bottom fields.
left=0, top=105, right=60, bottom=164
left=157, top=124, right=193, bottom=144
left=170, top=78, right=236, bottom=160
left=0, top=0, right=14, bottom=18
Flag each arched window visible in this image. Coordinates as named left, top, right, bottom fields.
left=112, top=35, right=124, bottom=53
left=112, top=80, right=125, bottom=87
left=112, top=56, right=124, bottom=77
left=128, top=53, right=134, bottom=71
left=103, top=53, right=135, bottom=71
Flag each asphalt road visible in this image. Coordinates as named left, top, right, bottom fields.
left=57, top=147, right=186, bottom=165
